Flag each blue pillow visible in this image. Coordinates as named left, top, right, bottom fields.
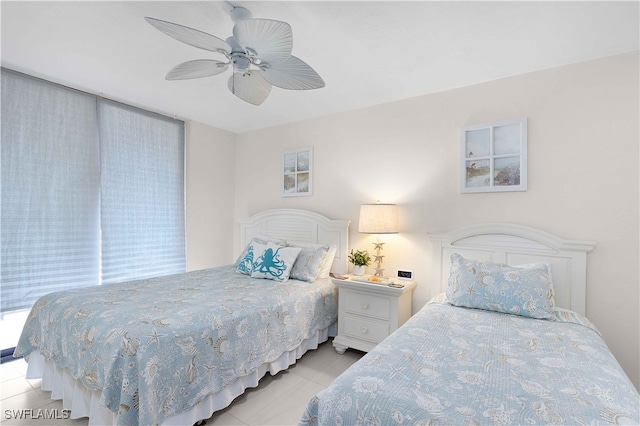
left=241, top=242, right=301, bottom=282
left=445, top=253, right=554, bottom=319
left=290, top=245, right=330, bottom=282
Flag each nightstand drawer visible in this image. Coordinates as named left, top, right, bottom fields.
left=343, top=315, right=389, bottom=344
left=343, top=291, right=390, bottom=320
left=332, top=277, right=415, bottom=354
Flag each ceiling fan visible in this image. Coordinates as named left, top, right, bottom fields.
left=145, top=2, right=325, bottom=106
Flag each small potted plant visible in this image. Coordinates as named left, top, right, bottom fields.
left=348, top=249, right=371, bottom=276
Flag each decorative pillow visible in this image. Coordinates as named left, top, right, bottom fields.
left=445, top=253, right=555, bottom=319
left=235, top=235, right=286, bottom=270
left=246, top=242, right=301, bottom=282
left=317, top=245, right=337, bottom=279
left=290, top=245, right=330, bottom=282
left=515, top=262, right=554, bottom=292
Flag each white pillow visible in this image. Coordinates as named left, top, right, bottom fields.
left=317, top=245, right=337, bottom=278
left=248, top=242, right=302, bottom=282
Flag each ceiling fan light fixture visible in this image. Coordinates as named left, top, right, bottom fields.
left=146, top=4, right=324, bottom=106
left=232, top=55, right=251, bottom=72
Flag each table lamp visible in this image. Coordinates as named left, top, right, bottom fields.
left=358, top=203, right=399, bottom=277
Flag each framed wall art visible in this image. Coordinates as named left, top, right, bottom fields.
left=461, top=117, right=527, bottom=193
left=283, top=147, right=312, bottom=196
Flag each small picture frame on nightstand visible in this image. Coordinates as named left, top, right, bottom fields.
left=397, top=270, right=413, bottom=281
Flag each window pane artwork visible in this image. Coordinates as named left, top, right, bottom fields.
left=283, top=147, right=313, bottom=196
left=461, top=118, right=527, bottom=193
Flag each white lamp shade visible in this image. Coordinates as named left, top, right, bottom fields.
left=358, top=204, right=399, bottom=234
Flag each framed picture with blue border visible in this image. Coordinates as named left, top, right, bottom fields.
left=283, top=147, right=313, bottom=197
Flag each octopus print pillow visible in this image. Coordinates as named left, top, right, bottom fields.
left=235, top=235, right=287, bottom=270
left=247, top=242, right=302, bottom=282
left=446, top=253, right=554, bottom=319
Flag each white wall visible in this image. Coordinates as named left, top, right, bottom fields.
left=231, top=52, right=639, bottom=389
left=185, top=121, right=236, bottom=270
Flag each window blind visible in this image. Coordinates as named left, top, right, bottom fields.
left=1, top=69, right=100, bottom=312
left=98, top=99, right=186, bottom=284
left=1, top=69, right=186, bottom=314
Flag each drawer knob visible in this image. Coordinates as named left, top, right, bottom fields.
left=361, top=327, right=368, bottom=334
left=361, top=302, right=369, bottom=309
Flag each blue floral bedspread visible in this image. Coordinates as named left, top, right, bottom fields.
left=300, top=298, right=640, bottom=425
left=14, top=265, right=337, bottom=425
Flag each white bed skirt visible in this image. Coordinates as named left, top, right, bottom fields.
left=25, top=323, right=337, bottom=425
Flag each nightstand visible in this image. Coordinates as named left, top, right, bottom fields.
left=332, top=276, right=416, bottom=354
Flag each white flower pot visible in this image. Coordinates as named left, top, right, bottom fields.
left=352, top=265, right=366, bottom=276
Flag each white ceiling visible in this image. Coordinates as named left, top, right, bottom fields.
left=2, top=1, right=638, bottom=134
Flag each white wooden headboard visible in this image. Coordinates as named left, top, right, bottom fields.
left=429, top=223, right=596, bottom=315
left=238, top=209, right=351, bottom=274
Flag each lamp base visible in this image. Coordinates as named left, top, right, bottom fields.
left=372, top=238, right=386, bottom=278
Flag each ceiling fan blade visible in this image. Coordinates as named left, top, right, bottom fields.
left=227, top=71, right=272, bottom=106
left=233, top=19, right=292, bottom=64
left=226, top=3, right=253, bottom=22
left=262, top=55, right=325, bottom=90
left=166, top=60, right=229, bottom=80
left=145, top=17, right=231, bottom=55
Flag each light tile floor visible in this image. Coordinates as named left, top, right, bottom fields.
left=0, top=340, right=363, bottom=426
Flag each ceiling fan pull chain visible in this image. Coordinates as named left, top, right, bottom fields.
left=231, top=62, right=236, bottom=94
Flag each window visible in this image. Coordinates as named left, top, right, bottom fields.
left=99, top=99, right=186, bottom=284
left=1, top=69, right=101, bottom=313
left=1, top=68, right=185, bottom=319
left=461, top=118, right=527, bottom=193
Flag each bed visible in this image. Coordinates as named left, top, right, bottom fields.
left=300, top=223, right=640, bottom=425
left=14, top=209, right=350, bottom=426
